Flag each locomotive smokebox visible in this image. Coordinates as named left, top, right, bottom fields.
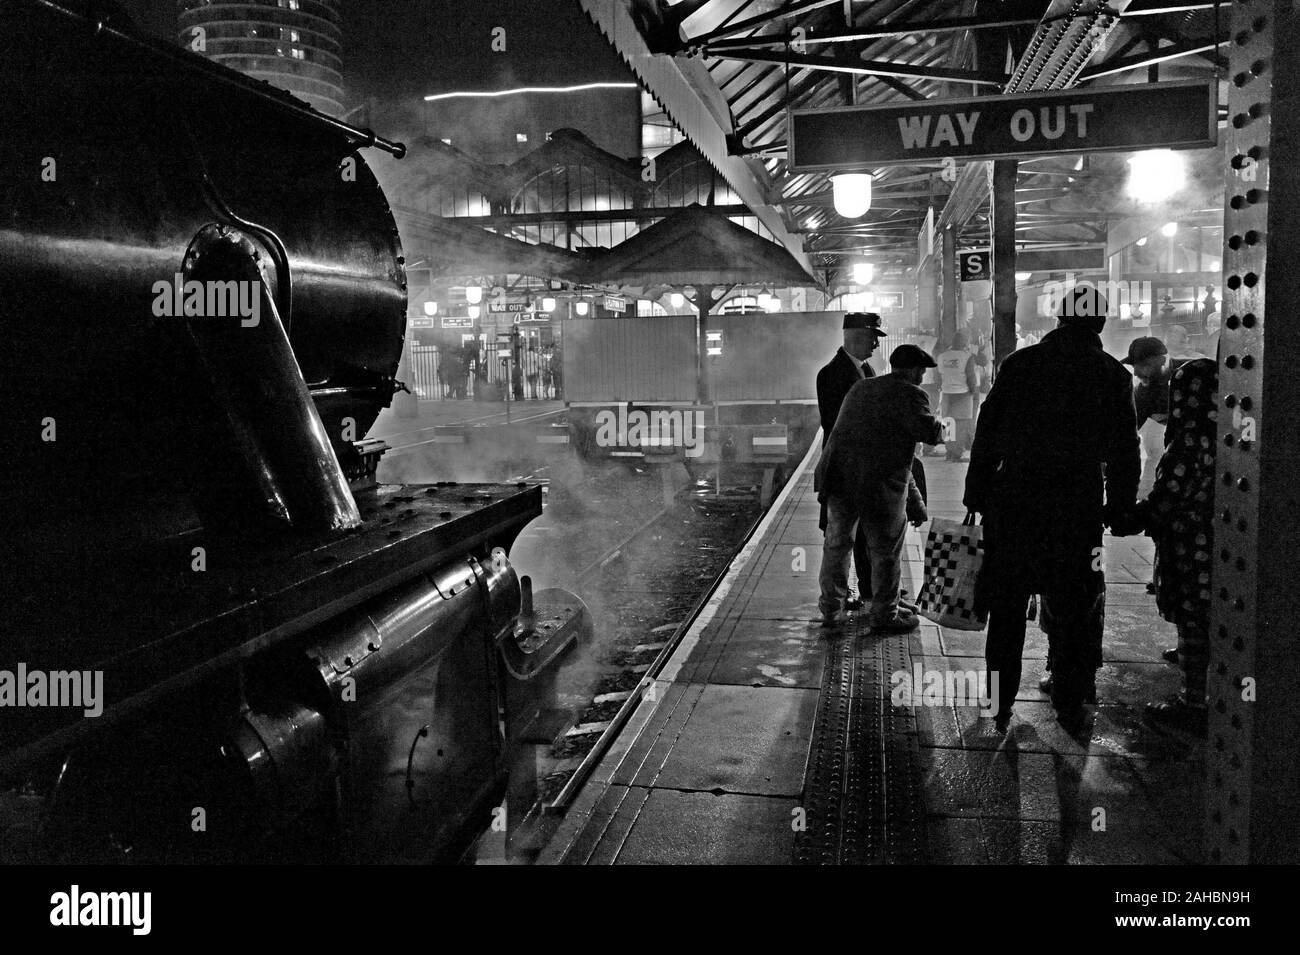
left=1, top=0, right=408, bottom=541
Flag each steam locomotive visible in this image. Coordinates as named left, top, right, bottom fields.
left=0, top=0, right=587, bottom=863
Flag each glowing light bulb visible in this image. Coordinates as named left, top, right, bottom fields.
left=541, top=296, right=556, bottom=312
left=575, top=300, right=589, bottom=316
left=465, top=285, right=483, bottom=304
left=1015, top=272, right=1032, bottom=281
left=831, top=173, right=873, bottom=219
left=1161, top=222, right=1178, bottom=237
left=1136, top=236, right=1148, bottom=247
left=670, top=292, right=685, bottom=308
left=852, top=261, right=874, bottom=285
left=467, top=304, right=480, bottom=319
left=1126, top=150, right=1186, bottom=203
left=423, top=300, right=437, bottom=316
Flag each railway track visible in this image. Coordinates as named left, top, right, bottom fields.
left=374, top=405, right=566, bottom=453
left=545, top=491, right=766, bottom=812
left=369, top=412, right=811, bottom=858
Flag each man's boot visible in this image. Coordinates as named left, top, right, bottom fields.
left=1145, top=694, right=1207, bottom=733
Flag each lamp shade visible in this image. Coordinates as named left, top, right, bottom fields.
left=465, top=285, right=483, bottom=304
left=1126, top=150, right=1185, bottom=203
left=831, top=173, right=873, bottom=218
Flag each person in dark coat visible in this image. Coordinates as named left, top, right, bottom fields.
left=1141, top=358, right=1218, bottom=732
left=817, top=345, right=944, bottom=632
left=815, top=313, right=887, bottom=610
left=815, top=313, right=927, bottom=611
left=964, top=285, right=1142, bottom=733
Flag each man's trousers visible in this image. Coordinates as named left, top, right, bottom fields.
left=984, top=579, right=1105, bottom=717
left=818, top=491, right=907, bottom=620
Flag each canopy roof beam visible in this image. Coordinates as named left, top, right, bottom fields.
left=706, top=47, right=1003, bottom=85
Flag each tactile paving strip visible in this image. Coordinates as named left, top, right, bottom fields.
left=795, top=619, right=931, bottom=864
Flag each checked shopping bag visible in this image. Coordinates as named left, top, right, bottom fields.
left=917, top=515, right=988, bottom=631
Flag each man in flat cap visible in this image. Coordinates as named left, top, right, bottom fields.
left=817, top=345, right=944, bottom=632
left=964, top=284, right=1141, bottom=733
left=1124, top=336, right=1190, bottom=494
left=814, top=312, right=888, bottom=611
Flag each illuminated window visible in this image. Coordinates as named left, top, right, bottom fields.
left=516, top=133, right=528, bottom=143
left=291, top=48, right=305, bottom=59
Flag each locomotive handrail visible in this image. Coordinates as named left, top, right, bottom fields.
left=27, top=0, right=407, bottom=158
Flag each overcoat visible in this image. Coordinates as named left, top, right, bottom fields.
left=964, top=325, right=1140, bottom=597
left=817, top=373, right=943, bottom=516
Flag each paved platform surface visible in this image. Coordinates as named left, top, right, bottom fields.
left=540, top=439, right=1205, bottom=865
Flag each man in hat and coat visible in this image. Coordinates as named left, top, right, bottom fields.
left=815, top=313, right=886, bottom=611
left=817, top=345, right=944, bottom=632
left=964, top=285, right=1142, bottom=733
left=815, top=313, right=928, bottom=612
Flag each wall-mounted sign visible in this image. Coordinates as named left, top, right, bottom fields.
left=411, top=317, right=436, bottom=328
left=515, top=313, right=551, bottom=323
left=441, top=316, right=475, bottom=328
left=959, top=250, right=991, bottom=282
left=604, top=294, right=626, bottom=313
left=489, top=301, right=532, bottom=313
left=876, top=291, right=906, bottom=312
left=789, top=80, right=1216, bottom=170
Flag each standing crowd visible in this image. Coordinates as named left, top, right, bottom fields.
left=436, top=341, right=563, bottom=401
left=816, top=289, right=1217, bottom=737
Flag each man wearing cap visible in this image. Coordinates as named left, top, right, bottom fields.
left=816, top=345, right=944, bottom=632
left=815, top=313, right=888, bottom=611
left=1124, top=336, right=1189, bottom=497
left=965, top=285, right=1141, bottom=733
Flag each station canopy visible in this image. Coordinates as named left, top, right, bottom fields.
left=578, top=0, right=1231, bottom=279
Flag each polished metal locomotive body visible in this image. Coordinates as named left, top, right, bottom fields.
left=0, top=0, right=585, bottom=863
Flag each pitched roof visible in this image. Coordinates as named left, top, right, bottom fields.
left=584, top=203, right=814, bottom=288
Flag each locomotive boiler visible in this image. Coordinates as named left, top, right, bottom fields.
left=0, top=0, right=587, bottom=863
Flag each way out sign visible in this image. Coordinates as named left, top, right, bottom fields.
left=788, top=80, right=1216, bottom=170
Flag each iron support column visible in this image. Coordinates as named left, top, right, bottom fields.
left=990, top=159, right=1018, bottom=370
left=941, top=225, right=958, bottom=348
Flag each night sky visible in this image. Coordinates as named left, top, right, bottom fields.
left=115, top=0, right=633, bottom=110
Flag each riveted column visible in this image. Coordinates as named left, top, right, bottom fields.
left=1206, top=0, right=1300, bottom=865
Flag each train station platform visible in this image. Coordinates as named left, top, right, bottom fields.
left=539, top=439, right=1205, bottom=865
